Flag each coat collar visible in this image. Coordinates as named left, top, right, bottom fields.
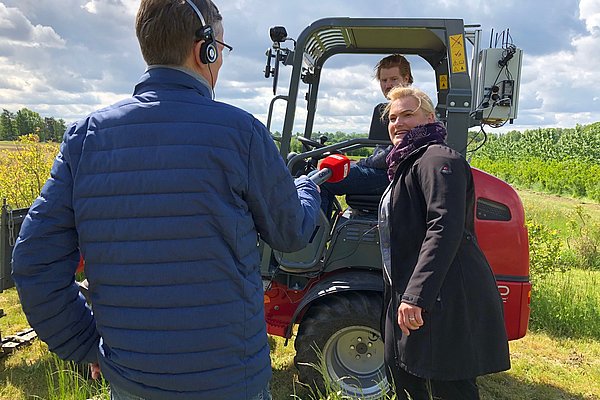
left=389, top=143, right=433, bottom=184
left=133, top=66, right=213, bottom=99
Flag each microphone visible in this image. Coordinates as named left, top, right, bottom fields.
left=308, top=154, right=350, bottom=185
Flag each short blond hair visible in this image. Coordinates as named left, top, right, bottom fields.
left=384, top=86, right=436, bottom=119
left=136, top=0, right=222, bottom=66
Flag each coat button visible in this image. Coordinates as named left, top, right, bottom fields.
left=466, top=234, right=472, bottom=241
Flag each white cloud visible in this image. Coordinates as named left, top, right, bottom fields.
left=0, top=0, right=597, bottom=134
left=580, top=0, right=600, bottom=32
left=81, top=0, right=138, bottom=17
left=81, top=1, right=97, bottom=14
left=0, top=3, right=65, bottom=48
left=515, top=0, right=600, bottom=129
left=0, top=0, right=144, bottom=124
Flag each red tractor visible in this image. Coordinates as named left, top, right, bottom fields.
left=0, top=17, right=531, bottom=398
left=259, top=18, right=530, bottom=397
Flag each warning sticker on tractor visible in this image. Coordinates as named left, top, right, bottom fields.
left=439, top=74, right=448, bottom=90
left=449, top=34, right=467, bottom=73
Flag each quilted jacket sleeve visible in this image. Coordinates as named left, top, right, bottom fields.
left=245, top=120, right=320, bottom=252
left=12, top=129, right=100, bottom=364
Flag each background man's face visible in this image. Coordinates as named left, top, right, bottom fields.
left=379, top=67, right=408, bottom=97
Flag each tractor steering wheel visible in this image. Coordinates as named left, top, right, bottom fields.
left=297, top=136, right=324, bottom=149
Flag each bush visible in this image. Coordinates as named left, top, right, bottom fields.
left=527, top=206, right=600, bottom=339
left=566, top=206, right=600, bottom=270
left=0, top=134, right=58, bottom=208
left=526, top=219, right=564, bottom=279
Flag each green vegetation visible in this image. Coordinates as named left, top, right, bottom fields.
left=470, top=123, right=600, bottom=202
left=0, top=135, right=59, bottom=208
left=519, top=190, right=600, bottom=340
left=44, top=356, right=109, bottom=400
left=531, top=269, right=600, bottom=338
left=1, top=188, right=598, bottom=399
left=0, top=108, right=66, bottom=143
left=1, top=122, right=599, bottom=399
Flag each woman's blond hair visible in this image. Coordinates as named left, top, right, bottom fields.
left=384, top=86, right=436, bottom=120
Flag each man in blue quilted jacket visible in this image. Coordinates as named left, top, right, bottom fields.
left=11, top=1, right=320, bottom=399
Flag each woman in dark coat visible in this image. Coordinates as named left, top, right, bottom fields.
left=378, top=86, right=510, bottom=400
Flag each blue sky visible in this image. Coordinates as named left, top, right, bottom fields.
left=0, top=0, right=598, bottom=135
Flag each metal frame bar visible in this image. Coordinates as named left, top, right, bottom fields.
left=277, top=17, right=474, bottom=158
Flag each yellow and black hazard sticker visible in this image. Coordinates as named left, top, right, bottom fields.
left=439, top=74, right=449, bottom=90
left=449, top=34, right=467, bottom=73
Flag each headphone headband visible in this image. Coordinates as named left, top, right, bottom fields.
left=184, top=0, right=207, bottom=27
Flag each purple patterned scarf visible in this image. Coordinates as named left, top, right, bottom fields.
left=386, top=122, right=447, bottom=181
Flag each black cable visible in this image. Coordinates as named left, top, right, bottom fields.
left=474, top=64, right=506, bottom=111
left=466, top=125, right=488, bottom=154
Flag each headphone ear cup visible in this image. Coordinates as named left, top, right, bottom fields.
left=200, top=40, right=218, bottom=64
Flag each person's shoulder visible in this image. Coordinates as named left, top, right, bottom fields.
left=71, top=98, right=136, bottom=131
left=424, top=144, right=464, bottom=161
left=371, top=102, right=387, bottom=119
left=213, top=100, right=255, bottom=121
left=207, top=100, right=268, bottom=134
left=419, top=144, right=470, bottom=175
left=374, top=102, right=387, bottom=111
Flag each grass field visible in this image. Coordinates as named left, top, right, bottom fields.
left=1, top=189, right=599, bottom=399
left=519, top=189, right=600, bottom=241
left=1, top=319, right=599, bottom=400
left=268, top=331, right=600, bottom=400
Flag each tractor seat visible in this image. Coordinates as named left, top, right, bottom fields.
left=345, top=194, right=382, bottom=213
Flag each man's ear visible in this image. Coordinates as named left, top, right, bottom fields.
left=186, top=40, right=216, bottom=89
left=192, top=41, right=205, bottom=67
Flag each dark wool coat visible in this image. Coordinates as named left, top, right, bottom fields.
left=382, top=143, right=510, bottom=380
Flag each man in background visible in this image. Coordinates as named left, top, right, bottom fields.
left=319, top=54, right=413, bottom=218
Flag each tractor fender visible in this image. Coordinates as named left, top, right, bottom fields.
left=285, top=270, right=384, bottom=339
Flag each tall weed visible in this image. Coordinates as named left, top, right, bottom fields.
left=526, top=205, right=600, bottom=339
left=529, top=269, right=600, bottom=338
left=42, top=355, right=108, bottom=400
left=0, top=134, right=58, bottom=208
left=294, top=347, right=396, bottom=400
left=565, top=206, right=600, bottom=270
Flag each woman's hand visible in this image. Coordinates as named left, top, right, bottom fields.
left=397, top=302, right=424, bottom=336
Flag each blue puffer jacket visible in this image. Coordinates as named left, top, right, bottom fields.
left=12, top=67, right=320, bottom=399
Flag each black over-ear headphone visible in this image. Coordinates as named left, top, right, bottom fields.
left=184, top=0, right=218, bottom=64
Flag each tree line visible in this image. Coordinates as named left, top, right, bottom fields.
left=468, top=122, right=600, bottom=163
left=469, top=122, right=600, bottom=201
left=0, top=108, right=67, bottom=142
left=282, top=123, right=600, bottom=201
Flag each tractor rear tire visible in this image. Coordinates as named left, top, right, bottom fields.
left=294, top=291, right=389, bottom=399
